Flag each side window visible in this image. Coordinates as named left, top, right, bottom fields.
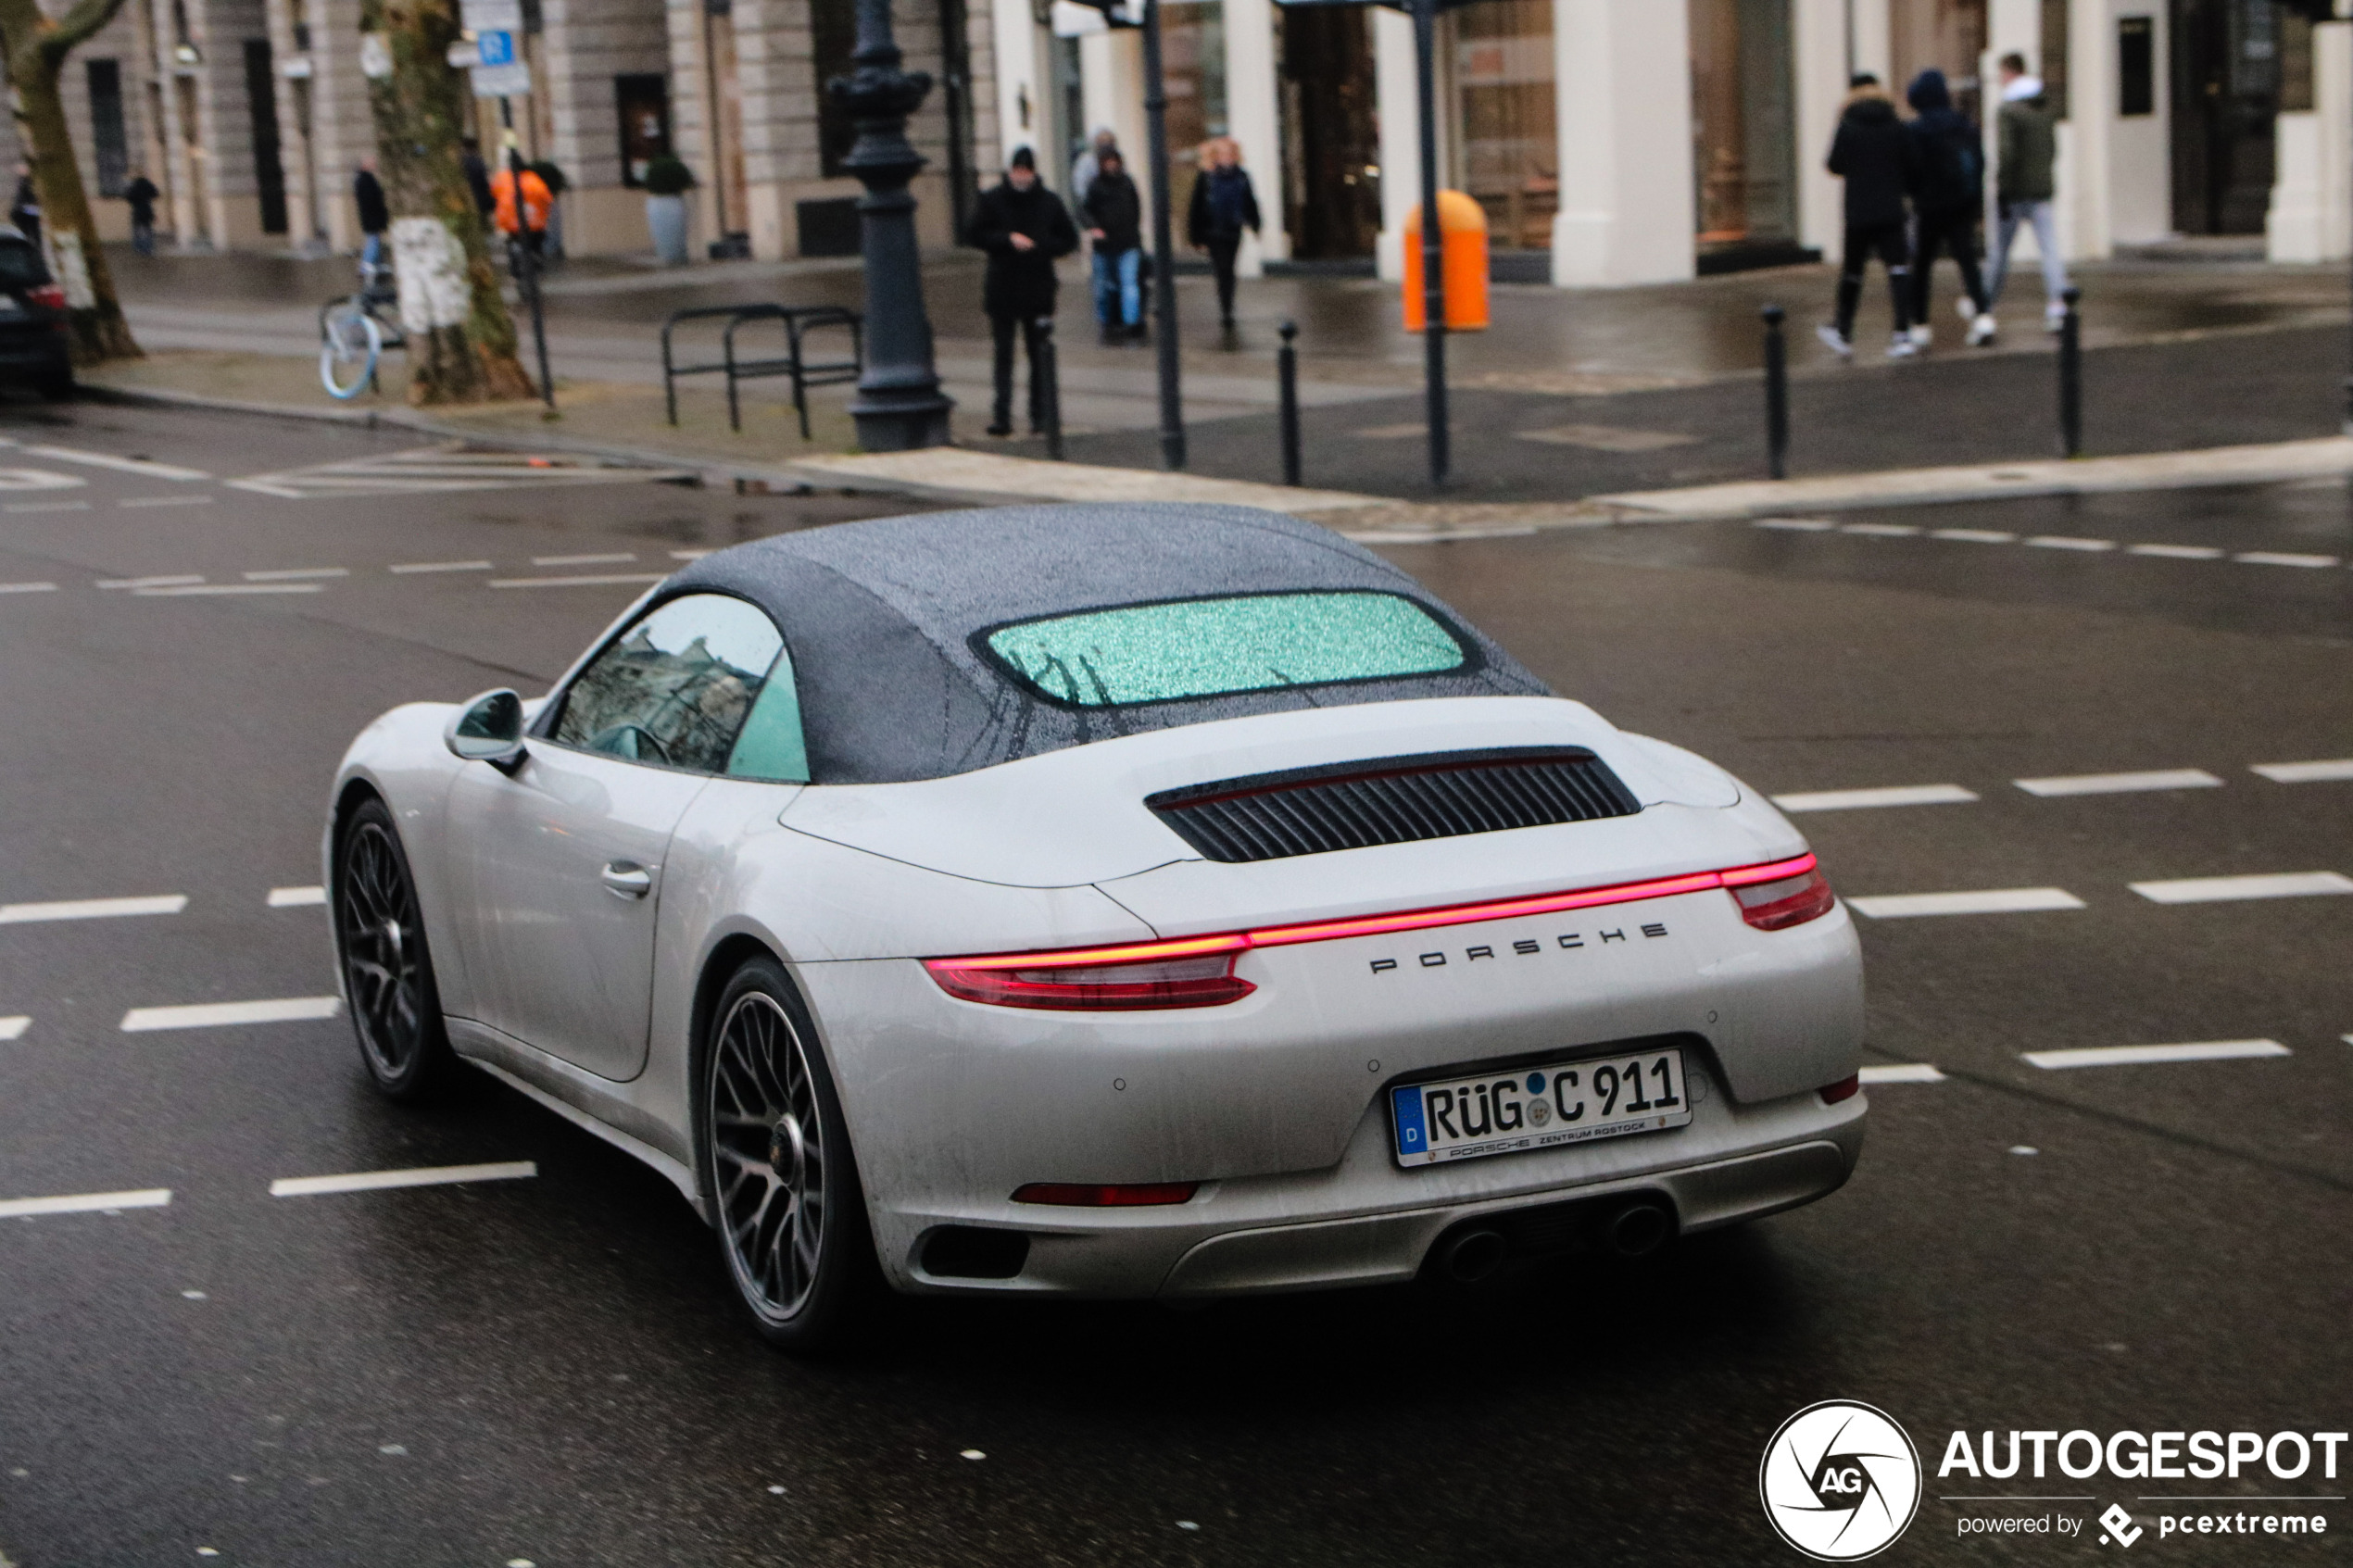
left=554, top=595, right=785, bottom=773
left=724, top=641, right=810, bottom=784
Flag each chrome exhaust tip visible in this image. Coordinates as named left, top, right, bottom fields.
left=1441, top=1228, right=1507, bottom=1283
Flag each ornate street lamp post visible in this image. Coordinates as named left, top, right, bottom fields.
left=832, top=0, right=954, bottom=450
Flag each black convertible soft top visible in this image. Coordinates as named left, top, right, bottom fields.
left=661, top=502, right=1549, bottom=784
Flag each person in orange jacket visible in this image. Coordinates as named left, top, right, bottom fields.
left=490, top=161, right=551, bottom=251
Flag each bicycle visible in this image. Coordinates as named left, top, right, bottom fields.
left=319, top=261, right=407, bottom=399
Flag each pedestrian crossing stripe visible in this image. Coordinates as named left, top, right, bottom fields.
left=227, top=445, right=698, bottom=500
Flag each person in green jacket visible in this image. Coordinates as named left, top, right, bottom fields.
left=1983, top=52, right=2072, bottom=333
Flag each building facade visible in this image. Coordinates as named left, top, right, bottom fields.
left=9, top=0, right=2349, bottom=275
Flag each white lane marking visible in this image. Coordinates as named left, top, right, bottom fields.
left=268, top=885, right=327, bottom=908
left=132, top=583, right=322, bottom=597
left=269, top=1160, right=536, bottom=1198
left=96, top=574, right=202, bottom=589
left=3, top=499, right=91, bottom=513
left=1860, top=1063, right=1947, bottom=1084
left=2234, top=551, right=2339, bottom=569
left=388, top=559, right=493, bottom=573
left=0, top=1187, right=172, bottom=1218
left=1847, top=887, right=2087, bottom=919
left=1349, top=526, right=1540, bottom=544
left=0, top=581, right=57, bottom=594
left=1754, top=517, right=1836, bottom=532
left=531, top=551, right=637, bottom=566
left=19, top=444, right=208, bottom=481
left=1930, top=528, right=2017, bottom=543
left=2129, top=871, right=2353, bottom=904
left=2022, top=1039, right=2291, bottom=1071
left=487, top=572, right=666, bottom=589
left=0, top=1016, right=26, bottom=1041
left=2128, top=542, right=2225, bottom=559
left=1771, top=784, right=1980, bottom=812
left=1842, top=522, right=1920, bottom=536
left=244, top=567, right=348, bottom=581
left=121, top=996, right=342, bottom=1032
left=0, top=894, right=187, bottom=923
left=118, top=495, right=215, bottom=509
left=2012, top=769, right=2224, bottom=797
left=670, top=548, right=714, bottom=559
left=2025, top=535, right=2117, bottom=552
left=2253, top=759, right=2353, bottom=784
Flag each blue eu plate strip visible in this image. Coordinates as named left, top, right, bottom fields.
left=1390, top=1085, right=1428, bottom=1160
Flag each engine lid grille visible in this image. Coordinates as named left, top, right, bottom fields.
left=1145, top=746, right=1642, bottom=864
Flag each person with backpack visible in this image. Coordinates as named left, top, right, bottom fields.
left=1819, top=75, right=1920, bottom=360
left=1985, top=52, right=2071, bottom=334
left=1904, top=68, right=1994, bottom=349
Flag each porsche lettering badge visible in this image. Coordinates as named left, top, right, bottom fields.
left=1369, top=922, right=1671, bottom=974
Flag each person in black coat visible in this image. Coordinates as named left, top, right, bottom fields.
left=1187, top=137, right=1260, bottom=331
left=964, top=146, right=1079, bottom=437
left=1081, top=148, right=1143, bottom=343
left=9, top=161, right=41, bottom=251
left=1820, top=76, right=1920, bottom=359
left=1904, top=68, right=1993, bottom=347
left=123, top=169, right=160, bottom=256
left=353, top=158, right=390, bottom=275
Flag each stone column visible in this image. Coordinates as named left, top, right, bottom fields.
left=2062, top=0, right=2112, bottom=259
left=2270, top=20, right=2351, bottom=263
left=1371, top=0, right=1416, bottom=281
left=1221, top=0, right=1284, bottom=268
left=1548, top=0, right=1692, bottom=287
left=1792, top=0, right=1854, bottom=257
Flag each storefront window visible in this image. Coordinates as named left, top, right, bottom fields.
left=1689, top=0, right=1796, bottom=253
left=1452, top=0, right=1554, bottom=251
left=1164, top=3, right=1228, bottom=192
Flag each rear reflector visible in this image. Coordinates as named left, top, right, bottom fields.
left=1819, top=1073, right=1861, bottom=1104
left=1013, top=1182, right=1199, bottom=1207
left=925, top=853, right=1824, bottom=1009
left=26, top=284, right=64, bottom=310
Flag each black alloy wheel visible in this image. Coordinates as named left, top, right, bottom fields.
left=335, top=797, right=458, bottom=1100
left=702, top=957, right=875, bottom=1350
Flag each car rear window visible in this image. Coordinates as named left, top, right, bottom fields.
left=979, top=590, right=1472, bottom=708
left=0, top=242, right=47, bottom=288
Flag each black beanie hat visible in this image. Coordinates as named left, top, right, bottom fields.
left=1010, top=146, right=1036, bottom=170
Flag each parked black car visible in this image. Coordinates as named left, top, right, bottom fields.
left=0, top=225, right=74, bottom=398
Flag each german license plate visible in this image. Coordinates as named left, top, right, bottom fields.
left=1390, top=1047, right=1692, bottom=1166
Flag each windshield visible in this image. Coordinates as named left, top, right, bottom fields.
left=980, top=591, right=1471, bottom=708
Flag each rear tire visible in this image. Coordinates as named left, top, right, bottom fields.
left=320, top=301, right=382, bottom=400
left=698, top=956, right=879, bottom=1352
left=333, top=797, right=459, bottom=1101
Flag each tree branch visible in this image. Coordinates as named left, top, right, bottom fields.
left=39, top=0, right=132, bottom=62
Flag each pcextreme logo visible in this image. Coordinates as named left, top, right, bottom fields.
left=1760, top=1401, right=1925, bottom=1561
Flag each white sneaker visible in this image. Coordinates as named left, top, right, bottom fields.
left=1886, top=334, right=1919, bottom=359
left=1817, top=323, right=1853, bottom=358
left=2045, top=302, right=2069, bottom=333
left=1956, top=295, right=1978, bottom=325
left=1907, top=324, right=1932, bottom=350
left=1967, top=312, right=1997, bottom=347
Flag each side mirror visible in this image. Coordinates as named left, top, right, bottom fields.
left=445, top=688, right=527, bottom=771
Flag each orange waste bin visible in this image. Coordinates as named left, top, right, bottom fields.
left=1402, top=190, right=1490, bottom=332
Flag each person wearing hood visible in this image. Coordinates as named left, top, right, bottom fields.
left=1082, top=147, right=1145, bottom=344
left=1904, top=68, right=1994, bottom=349
left=1819, top=75, right=1921, bottom=360
left=1985, top=52, right=2071, bottom=332
left=1071, top=127, right=1117, bottom=208
left=966, top=146, right=1080, bottom=437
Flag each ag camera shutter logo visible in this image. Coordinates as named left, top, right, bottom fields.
left=1760, top=1400, right=1923, bottom=1561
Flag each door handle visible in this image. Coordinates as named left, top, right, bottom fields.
left=600, top=861, right=654, bottom=899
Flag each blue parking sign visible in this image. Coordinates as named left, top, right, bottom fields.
left=477, top=30, right=515, bottom=67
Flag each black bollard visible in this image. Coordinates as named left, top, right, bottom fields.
left=1762, top=304, right=1789, bottom=481
left=2058, top=285, right=2082, bottom=458
left=1277, top=320, right=1302, bottom=486
left=1038, top=317, right=1064, bottom=461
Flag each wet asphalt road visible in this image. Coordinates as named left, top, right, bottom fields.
left=0, top=403, right=2347, bottom=1567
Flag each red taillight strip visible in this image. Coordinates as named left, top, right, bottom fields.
left=927, top=853, right=1818, bottom=972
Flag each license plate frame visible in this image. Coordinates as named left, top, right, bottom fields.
left=1390, top=1047, right=1692, bottom=1167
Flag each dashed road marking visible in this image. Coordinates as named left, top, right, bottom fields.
left=1841, top=522, right=1919, bottom=537
left=2127, top=543, right=2225, bottom=559
left=18, top=445, right=209, bottom=481
left=2253, top=759, right=2353, bottom=784
left=389, top=559, right=493, bottom=574
left=118, top=495, right=214, bottom=509
left=531, top=551, right=638, bottom=566
left=268, top=885, right=327, bottom=908
left=0, top=1017, right=25, bottom=1041
left=95, top=574, right=202, bottom=590
left=1929, top=528, right=2016, bottom=543
left=243, top=567, right=348, bottom=582
left=1771, top=784, right=1979, bottom=812
left=0, top=1187, right=171, bottom=1218
left=3, top=499, right=90, bottom=513
left=1847, top=887, right=2087, bottom=919
left=2233, top=551, right=2339, bottom=569
left=121, top=996, right=341, bottom=1032
left=487, top=572, right=666, bottom=589
left=2025, top=535, right=2118, bottom=552
left=132, top=582, right=321, bottom=596
left=0, top=582, right=57, bottom=594
left=2013, top=769, right=2223, bottom=797
left=2022, top=1039, right=2292, bottom=1071
left=0, top=895, right=187, bottom=923
left=1755, top=518, right=1836, bottom=532
left=269, top=1160, right=536, bottom=1198
left=670, top=548, right=714, bottom=559
left=1859, top=1063, right=1946, bottom=1084
left=2129, top=872, right=2353, bottom=904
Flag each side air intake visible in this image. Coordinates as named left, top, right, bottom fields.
left=1146, top=747, right=1642, bottom=864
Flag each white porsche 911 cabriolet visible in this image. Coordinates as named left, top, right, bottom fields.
left=327, top=503, right=1865, bottom=1348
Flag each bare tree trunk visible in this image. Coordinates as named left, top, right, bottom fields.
left=359, top=0, right=531, bottom=405
left=0, top=0, right=141, bottom=363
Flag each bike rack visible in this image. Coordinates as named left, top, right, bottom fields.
left=660, top=304, right=864, bottom=438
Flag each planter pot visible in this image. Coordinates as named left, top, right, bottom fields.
left=646, top=194, right=688, bottom=266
